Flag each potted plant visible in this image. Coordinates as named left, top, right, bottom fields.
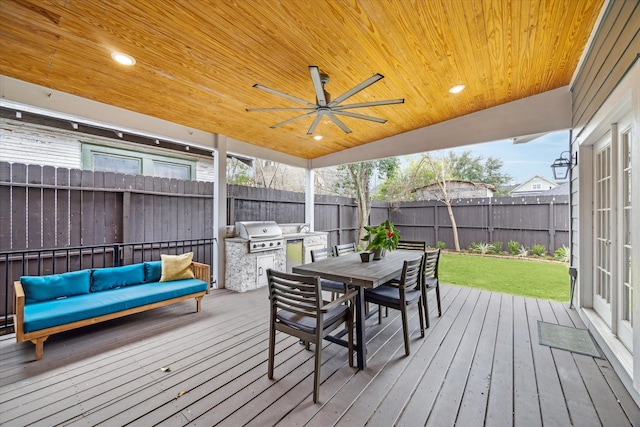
left=362, top=220, right=401, bottom=260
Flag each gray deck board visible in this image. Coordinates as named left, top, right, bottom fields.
left=1, top=285, right=637, bottom=427
left=455, top=291, right=502, bottom=426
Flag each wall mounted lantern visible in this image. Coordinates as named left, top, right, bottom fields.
left=550, top=151, right=577, bottom=180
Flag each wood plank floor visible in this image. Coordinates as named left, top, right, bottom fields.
left=1, top=284, right=639, bottom=426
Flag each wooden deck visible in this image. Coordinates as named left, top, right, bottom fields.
left=1, top=284, right=639, bottom=426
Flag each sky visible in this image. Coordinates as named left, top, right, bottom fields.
left=401, top=130, right=571, bottom=185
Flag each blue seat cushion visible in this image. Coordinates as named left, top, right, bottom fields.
left=23, top=279, right=208, bottom=333
left=21, top=270, right=91, bottom=304
left=91, top=263, right=146, bottom=292
left=144, top=261, right=163, bottom=282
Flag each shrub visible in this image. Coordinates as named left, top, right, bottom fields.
left=531, top=244, right=546, bottom=257
left=471, top=242, right=493, bottom=254
left=554, top=245, right=570, bottom=262
left=517, top=245, right=529, bottom=257
left=507, top=240, right=521, bottom=256
left=436, top=241, right=446, bottom=249
left=491, top=241, right=503, bottom=254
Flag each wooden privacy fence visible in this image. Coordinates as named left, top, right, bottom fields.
left=373, top=196, right=570, bottom=251
left=227, top=185, right=359, bottom=247
left=0, top=162, right=568, bottom=332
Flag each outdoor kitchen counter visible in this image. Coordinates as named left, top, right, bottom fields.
left=224, top=231, right=327, bottom=292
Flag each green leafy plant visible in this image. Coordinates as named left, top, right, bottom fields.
left=531, top=244, right=546, bottom=257
left=491, top=241, right=503, bottom=254
left=436, top=241, right=446, bottom=249
left=507, top=240, right=521, bottom=256
left=517, top=245, right=529, bottom=257
left=362, top=220, right=401, bottom=251
left=554, top=245, right=570, bottom=262
left=470, top=242, right=493, bottom=254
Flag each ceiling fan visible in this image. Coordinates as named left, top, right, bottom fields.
left=246, top=66, right=404, bottom=135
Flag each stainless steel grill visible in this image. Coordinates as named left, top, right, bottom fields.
left=235, top=221, right=285, bottom=253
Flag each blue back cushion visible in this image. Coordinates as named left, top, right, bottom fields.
left=21, top=269, right=91, bottom=304
left=91, top=263, right=145, bottom=292
left=144, top=261, right=163, bottom=283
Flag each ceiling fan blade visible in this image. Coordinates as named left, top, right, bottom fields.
left=270, top=111, right=317, bottom=128
left=327, top=113, right=352, bottom=134
left=246, top=107, right=316, bottom=112
left=332, top=110, right=387, bottom=123
left=332, top=98, right=405, bottom=110
left=307, top=112, right=323, bottom=135
left=309, top=66, right=327, bottom=107
left=328, top=73, right=383, bottom=107
left=253, top=84, right=316, bottom=107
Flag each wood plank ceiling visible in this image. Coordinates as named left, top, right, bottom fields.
left=0, top=0, right=604, bottom=160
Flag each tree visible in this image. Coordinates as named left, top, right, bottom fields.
left=446, top=150, right=512, bottom=189
left=424, top=154, right=462, bottom=251
left=226, top=157, right=254, bottom=186
left=334, top=159, right=399, bottom=247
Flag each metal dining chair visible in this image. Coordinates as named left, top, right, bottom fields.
left=310, top=247, right=349, bottom=300
left=267, top=269, right=356, bottom=403
left=333, top=242, right=357, bottom=257
left=363, top=255, right=425, bottom=356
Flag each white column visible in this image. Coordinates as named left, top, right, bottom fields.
left=213, top=134, right=228, bottom=289
left=305, top=167, right=315, bottom=231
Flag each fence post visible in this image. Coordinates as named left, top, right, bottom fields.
left=113, top=244, right=120, bottom=267
left=549, top=202, right=556, bottom=252
left=434, top=204, right=439, bottom=246
left=488, top=199, right=494, bottom=243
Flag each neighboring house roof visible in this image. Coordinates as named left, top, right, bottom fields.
left=543, top=181, right=570, bottom=196
left=509, top=175, right=559, bottom=195
left=415, top=180, right=497, bottom=191
left=414, top=180, right=496, bottom=200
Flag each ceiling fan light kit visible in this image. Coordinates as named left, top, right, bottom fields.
left=246, top=66, right=404, bottom=135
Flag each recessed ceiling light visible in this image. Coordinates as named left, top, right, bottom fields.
left=313, top=135, right=323, bottom=140
left=111, top=52, right=136, bottom=66
left=449, top=84, right=465, bottom=94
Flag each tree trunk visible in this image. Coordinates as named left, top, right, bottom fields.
left=445, top=200, right=461, bottom=251
left=348, top=165, right=371, bottom=248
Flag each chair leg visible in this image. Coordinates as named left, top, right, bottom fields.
left=418, top=300, right=425, bottom=338
left=435, top=283, right=442, bottom=316
left=378, top=305, right=383, bottom=324
left=424, top=292, right=430, bottom=329
left=401, top=305, right=410, bottom=356
left=348, top=309, right=354, bottom=368
left=313, top=336, right=322, bottom=403
left=268, top=319, right=276, bottom=379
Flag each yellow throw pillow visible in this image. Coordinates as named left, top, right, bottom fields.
left=160, top=252, right=195, bottom=282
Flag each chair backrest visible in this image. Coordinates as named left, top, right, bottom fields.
left=398, top=255, right=424, bottom=291
left=396, top=240, right=427, bottom=251
left=333, top=242, right=356, bottom=257
left=424, top=248, right=441, bottom=279
left=310, top=247, right=333, bottom=262
left=267, top=269, right=322, bottom=325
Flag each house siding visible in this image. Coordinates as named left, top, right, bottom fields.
left=570, top=0, right=640, bottom=403
left=0, top=118, right=215, bottom=181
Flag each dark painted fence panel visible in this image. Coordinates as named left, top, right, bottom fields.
left=1, top=162, right=568, bottom=333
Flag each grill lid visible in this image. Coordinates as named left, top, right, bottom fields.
left=235, top=221, right=282, bottom=240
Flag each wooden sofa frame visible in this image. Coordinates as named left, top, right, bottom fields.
left=14, top=261, right=211, bottom=361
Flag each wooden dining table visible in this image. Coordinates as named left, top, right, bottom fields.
left=292, top=250, right=423, bottom=369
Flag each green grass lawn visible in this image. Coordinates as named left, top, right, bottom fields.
left=439, top=251, right=570, bottom=301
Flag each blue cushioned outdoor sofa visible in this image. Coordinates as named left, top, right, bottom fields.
left=13, top=260, right=210, bottom=360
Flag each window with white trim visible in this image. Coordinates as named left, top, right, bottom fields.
left=82, top=144, right=196, bottom=179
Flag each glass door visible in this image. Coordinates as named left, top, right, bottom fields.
left=617, top=117, right=633, bottom=350
left=593, top=134, right=612, bottom=326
